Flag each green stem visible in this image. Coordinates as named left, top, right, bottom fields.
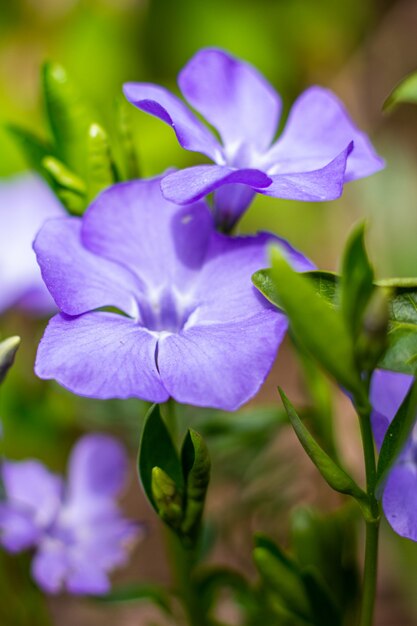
left=161, top=400, right=208, bottom=626
left=356, top=399, right=381, bottom=626
left=359, top=519, right=380, bottom=626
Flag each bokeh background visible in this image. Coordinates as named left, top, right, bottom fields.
left=2, top=0, right=417, bottom=624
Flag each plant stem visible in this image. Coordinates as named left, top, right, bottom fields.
left=161, top=399, right=207, bottom=626
left=357, top=400, right=381, bottom=626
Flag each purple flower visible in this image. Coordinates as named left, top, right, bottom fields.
left=34, top=176, right=312, bottom=410
left=124, top=48, right=384, bottom=230
left=0, top=434, right=141, bottom=595
left=0, top=174, right=64, bottom=314
left=370, top=369, right=417, bottom=540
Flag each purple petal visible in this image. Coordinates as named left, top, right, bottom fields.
left=32, top=542, right=69, bottom=594
left=67, top=434, right=128, bottom=504
left=265, top=86, right=384, bottom=181
left=382, top=463, right=417, bottom=541
left=191, top=232, right=314, bottom=326
left=212, top=184, right=256, bottom=229
left=161, top=165, right=272, bottom=205
left=65, top=560, right=110, bottom=595
left=34, top=218, right=139, bottom=317
left=179, top=48, right=281, bottom=152
left=82, top=178, right=213, bottom=290
left=157, top=311, right=287, bottom=411
left=0, top=505, right=40, bottom=552
left=35, top=312, right=169, bottom=402
left=2, top=460, right=63, bottom=530
left=0, top=174, right=64, bottom=315
left=370, top=369, right=414, bottom=447
left=123, top=83, right=223, bottom=162
left=257, top=146, right=351, bottom=202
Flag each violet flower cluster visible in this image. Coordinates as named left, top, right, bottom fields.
left=370, top=369, right=417, bottom=541
left=0, top=434, right=140, bottom=594
left=124, top=48, right=383, bottom=230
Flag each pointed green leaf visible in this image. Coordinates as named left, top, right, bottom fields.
left=340, top=222, right=374, bottom=338
left=253, top=536, right=311, bottom=620
left=42, top=156, right=86, bottom=215
left=6, top=124, right=55, bottom=176
left=95, top=583, right=171, bottom=613
left=376, top=380, right=417, bottom=488
left=42, top=62, right=96, bottom=173
left=180, top=429, right=211, bottom=538
left=257, top=247, right=362, bottom=395
left=279, top=388, right=367, bottom=503
left=87, top=123, right=118, bottom=202
left=138, top=404, right=183, bottom=512
left=0, top=336, right=20, bottom=384
left=115, top=97, right=140, bottom=179
left=384, top=70, right=417, bottom=111
left=379, top=288, right=417, bottom=374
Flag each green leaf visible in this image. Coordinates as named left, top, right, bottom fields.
left=94, top=583, right=171, bottom=613
left=379, top=288, right=417, bottom=374
left=180, top=429, right=211, bottom=538
left=42, top=155, right=86, bottom=215
left=0, top=336, right=20, bottom=385
left=115, top=97, right=140, bottom=179
left=304, top=271, right=339, bottom=306
left=253, top=536, right=311, bottom=620
left=384, top=70, right=417, bottom=111
left=138, top=404, right=184, bottom=512
left=42, top=62, right=96, bottom=173
left=87, top=123, right=118, bottom=202
left=279, top=389, right=367, bottom=503
left=376, top=380, right=417, bottom=488
left=340, top=222, right=374, bottom=338
left=256, top=248, right=362, bottom=396
left=6, top=124, right=55, bottom=176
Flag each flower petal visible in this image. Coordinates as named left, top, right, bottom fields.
left=32, top=542, right=68, bottom=594
left=0, top=174, right=63, bottom=314
left=157, top=312, right=287, bottom=411
left=179, top=48, right=281, bottom=152
left=161, top=165, right=272, bottom=205
left=370, top=369, right=414, bottom=448
left=67, top=434, right=128, bottom=504
left=123, top=83, right=223, bottom=162
left=34, top=217, right=139, bottom=317
left=35, top=312, right=168, bottom=402
left=2, top=460, right=63, bottom=529
left=191, top=232, right=314, bottom=326
left=265, top=86, right=384, bottom=180
left=382, top=464, right=417, bottom=541
left=82, top=178, right=213, bottom=290
left=0, top=505, right=40, bottom=552
left=257, top=146, right=351, bottom=202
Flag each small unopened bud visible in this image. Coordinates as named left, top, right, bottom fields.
left=0, top=336, right=20, bottom=384
left=151, top=466, right=183, bottom=528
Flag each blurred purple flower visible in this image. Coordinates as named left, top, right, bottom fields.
left=0, top=434, right=141, bottom=595
left=124, top=48, right=384, bottom=230
left=34, top=176, right=312, bottom=410
left=0, top=174, right=64, bottom=315
left=370, top=369, right=417, bottom=540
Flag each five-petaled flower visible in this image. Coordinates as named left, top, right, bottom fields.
left=124, top=48, right=384, bottom=231
left=370, top=369, right=417, bottom=541
left=0, top=434, right=141, bottom=594
left=0, top=174, right=64, bottom=314
left=34, top=176, right=313, bottom=410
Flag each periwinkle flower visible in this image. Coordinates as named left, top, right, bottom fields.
left=0, top=174, right=64, bottom=314
left=34, top=176, right=312, bottom=410
left=0, top=434, right=140, bottom=595
left=370, top=369, right=417, bottom=541
left=124, top=48, right=384, bottom=231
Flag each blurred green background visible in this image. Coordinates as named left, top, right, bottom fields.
left=2, top=0, right=417, bottom=624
